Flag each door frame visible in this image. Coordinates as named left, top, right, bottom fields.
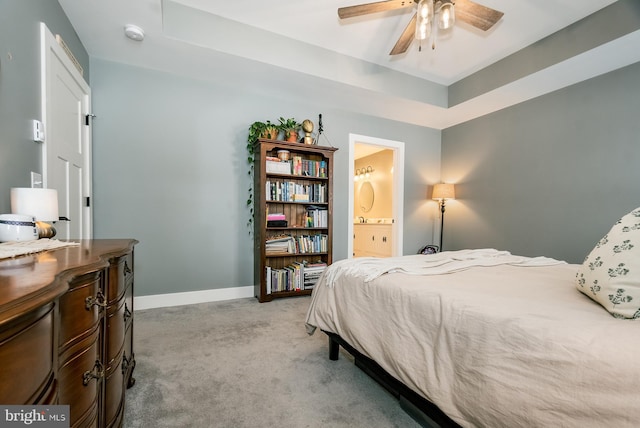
left=40, top=22, right=93, bottom=238
left=348, top=133, right=405, bottom=258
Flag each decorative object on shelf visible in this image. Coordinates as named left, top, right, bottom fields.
left=278, top=117, right=301, bottom=142
left=432, top=183, right=455, bottom=251
left=277, top=150, right=290, bottom=161
left=10, top=187, right=59, bottom=238
left=302, top=119, right=315, bottom=145
left=337, top=0, right=503, bottom=55
left=354, top=166, right=374, bottom=181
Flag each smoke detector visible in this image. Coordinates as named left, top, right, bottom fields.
left=124, top=25, right=145, bottom=41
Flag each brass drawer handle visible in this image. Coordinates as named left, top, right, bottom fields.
left=85, top=290, right=107, bottom=310
left=83, top=360, right=105, bottom=385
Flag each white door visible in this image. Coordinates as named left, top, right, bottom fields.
left=40, top=23, right=92, bottom=239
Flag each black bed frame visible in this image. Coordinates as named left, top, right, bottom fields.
left=325, top=331, right=462, bottom=428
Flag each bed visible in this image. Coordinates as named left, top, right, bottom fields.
left=305, top=208, right=640, bottom=428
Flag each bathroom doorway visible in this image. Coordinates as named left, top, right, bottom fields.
left=348, top=134, right=405, bottom=258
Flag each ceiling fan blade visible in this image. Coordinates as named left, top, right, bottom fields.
left=454, top=0, right=504, bottom=31
left=389, top=13, right=417, bottom=55
left=338, top=0, right=413, bottom=19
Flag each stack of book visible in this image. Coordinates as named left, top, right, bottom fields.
left=302, top=261, right=327, bottom=290
left=266, top=213, right=287, bottom=227
left=265, top=260, right=328, bottom=294
left=265, top=235, right=295, bottom=254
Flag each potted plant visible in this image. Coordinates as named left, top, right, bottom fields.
left=278, top=117, right=300, bottom=142
left=248, top=121, right=279, bottom=145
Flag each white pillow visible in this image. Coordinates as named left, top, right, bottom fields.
left=576, top=207, right=640, bottom=319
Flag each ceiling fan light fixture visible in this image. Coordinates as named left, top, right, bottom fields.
left=437, top=2, right=455, bottom=30
left=415, top=0, right=434, bottom=41
left=337, top=0, right=503, bottom=56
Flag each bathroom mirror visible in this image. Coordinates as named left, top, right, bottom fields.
left=359, top=182, right=374, bottom=213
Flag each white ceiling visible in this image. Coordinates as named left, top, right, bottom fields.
left=58, top=0, right=638, bottom=129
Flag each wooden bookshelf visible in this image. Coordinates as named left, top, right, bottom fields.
left=253, top=139, right=337, bottom=302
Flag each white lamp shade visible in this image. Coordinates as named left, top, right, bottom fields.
left=432, top=183, right=455, bottom=200
left=11, top=188, right=59, bottom=221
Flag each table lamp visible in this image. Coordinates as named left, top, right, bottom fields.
left=11, top=188, right=59, bottom=238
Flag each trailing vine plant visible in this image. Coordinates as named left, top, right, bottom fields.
left=246, top=120, right=279, bottom=232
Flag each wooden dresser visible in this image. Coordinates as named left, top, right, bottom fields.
left=0, top=239, right=138, bottom=428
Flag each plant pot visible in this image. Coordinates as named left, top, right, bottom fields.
left=286, top=130, right=299, bottom=142
left=261, top=128, right=279, bottom=140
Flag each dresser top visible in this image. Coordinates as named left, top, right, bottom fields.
left=0, top=239, right=137, bottom=327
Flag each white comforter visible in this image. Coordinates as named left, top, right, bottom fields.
left=305, top=250, right=640, bottom=428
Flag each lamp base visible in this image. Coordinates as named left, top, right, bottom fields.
left=36, top=221, right=57, bottom=239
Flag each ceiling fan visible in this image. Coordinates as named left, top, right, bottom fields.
left=338, top=0, right=504, bottom=55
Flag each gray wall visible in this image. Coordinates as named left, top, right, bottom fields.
left=0, top=0, right=89, bottom=213
left=90, top=59, right=440, bottom=296
left=442, top=61, right=640, bottom=264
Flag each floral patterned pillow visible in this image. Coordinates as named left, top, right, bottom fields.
left=576, top=207, right=640, bottom=319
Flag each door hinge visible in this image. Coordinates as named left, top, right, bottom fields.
left=85, top=114, right=96, bottom=126
left=85, top=196, right=91, bottom=207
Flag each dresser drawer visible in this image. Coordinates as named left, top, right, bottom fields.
left=58, top=272, right=103, bottom=352
left=106, top=252, right=134, bottom=303
left=58, top=331, right=101, bottom=428
left=0, top=305, right=55, bottom=404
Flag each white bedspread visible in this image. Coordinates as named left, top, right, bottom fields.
left=321, top=249, right=565, bottom=286
left=305, top=250, right=640, bottom=428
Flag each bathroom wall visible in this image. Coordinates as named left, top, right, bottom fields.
left=354, top=149, right=394, bottom=221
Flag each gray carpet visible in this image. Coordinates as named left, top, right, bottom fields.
left=124, top=296, right=422, bottom=428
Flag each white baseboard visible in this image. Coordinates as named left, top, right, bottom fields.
left=134, top=286, right=255, bottom=310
